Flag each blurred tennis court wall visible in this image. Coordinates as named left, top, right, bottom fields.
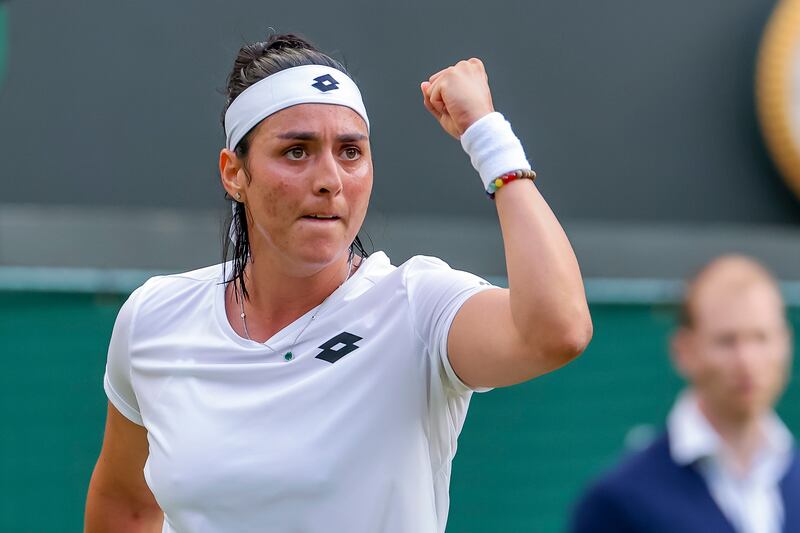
left=2, top=274, right=799, bottom=532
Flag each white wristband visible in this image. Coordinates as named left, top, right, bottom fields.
left=459, top=112, right=531, bottom=191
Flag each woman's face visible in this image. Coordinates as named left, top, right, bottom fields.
left=233, top=103, right=372, bottom=274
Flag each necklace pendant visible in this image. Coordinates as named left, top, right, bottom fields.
left=284, top=351, right=293, bottom=361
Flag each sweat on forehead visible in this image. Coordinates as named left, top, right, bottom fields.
left=679, top=255, right=783, bottom=327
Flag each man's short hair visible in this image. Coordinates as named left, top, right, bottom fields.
left=678, top=254, right=783, bottom=329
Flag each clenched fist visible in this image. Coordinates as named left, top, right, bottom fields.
left=420, top=58, right=495, bottom=139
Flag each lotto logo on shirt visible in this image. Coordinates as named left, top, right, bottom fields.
left=315, top=332, right=363, bottom=363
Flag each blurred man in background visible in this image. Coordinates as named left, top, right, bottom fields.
left=570, top=255, right=799, bottom=532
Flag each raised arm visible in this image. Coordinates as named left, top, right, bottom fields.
left=85, top=403, right=163, bottom=532
left=421, top=59, right=592, bottom=389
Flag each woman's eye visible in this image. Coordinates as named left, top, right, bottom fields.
left=285, top=147, right=307, bottom=160
left=342, top=147, right=361, bottom=160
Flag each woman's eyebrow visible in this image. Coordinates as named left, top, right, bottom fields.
left=276, top=131, right=316, bottom=140
left=275, top=131, right=368, bottom=142
left=337, top=133, right=368, bottom=143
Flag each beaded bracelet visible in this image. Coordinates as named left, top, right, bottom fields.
left=486, top=169, right=537, bottom=199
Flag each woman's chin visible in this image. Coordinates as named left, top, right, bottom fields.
left=290, top=245, right=351, bottom=273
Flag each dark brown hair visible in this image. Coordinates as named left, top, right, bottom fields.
left=221, top=33, right=369, bottom=300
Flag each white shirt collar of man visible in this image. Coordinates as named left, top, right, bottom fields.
left=224, top=64, right=370, bottom=151
left=667, top=390, right=794, bottom=533
left=668, top=390, right=793, bottom=472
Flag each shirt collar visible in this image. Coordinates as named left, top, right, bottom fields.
left=668, top=390, right=722, bottom=466
left=667, top=390, right=794, bottom=468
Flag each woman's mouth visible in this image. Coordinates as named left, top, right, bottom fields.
left=301, top=214, right=341, bottom=222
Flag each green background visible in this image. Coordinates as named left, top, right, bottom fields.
left=1, top=291, right=798, bottom=532
left=0, top=6, right=7, bottom=88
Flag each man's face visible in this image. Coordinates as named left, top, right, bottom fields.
left=675, top=281, right=791, bottom=422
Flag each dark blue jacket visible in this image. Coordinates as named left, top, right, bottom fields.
left=569, top=432, right=800, bottom=532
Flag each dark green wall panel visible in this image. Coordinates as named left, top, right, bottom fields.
left=0, top=292, right=125, bottom=532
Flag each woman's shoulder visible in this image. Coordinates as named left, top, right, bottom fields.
left=396, top=254, right=486, bottom=283
left=130, top=263, right=226, bottom=311
left=358, top=252, right=456, bottom=283
left=367, top=251, right=450, bottom=272
left=398, top=254, right=453, bottom=271
left=360, top=253, right=492, bottom=301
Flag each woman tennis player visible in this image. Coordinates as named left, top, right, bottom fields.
left=85, top=34, right=592, bottom=532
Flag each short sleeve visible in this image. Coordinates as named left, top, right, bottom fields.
left=103, top=286, right=145, bottom=425
left=403, top=256, right=498, bottom=395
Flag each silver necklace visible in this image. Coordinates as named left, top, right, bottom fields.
left=238, top=255, right=354, bottom=361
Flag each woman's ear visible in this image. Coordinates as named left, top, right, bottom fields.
left=220, top=148, right=246, bottom=201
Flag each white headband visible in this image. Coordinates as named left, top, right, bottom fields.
left=224, top=64, right=370, bottom=151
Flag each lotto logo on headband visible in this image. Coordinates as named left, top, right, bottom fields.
left=311, top=74, right=340, bottom=93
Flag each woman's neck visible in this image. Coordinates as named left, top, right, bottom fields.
left=229, top=253, right=354, bottom=343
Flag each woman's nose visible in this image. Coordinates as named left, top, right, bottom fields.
left=312, top=151, right=344, bottom=195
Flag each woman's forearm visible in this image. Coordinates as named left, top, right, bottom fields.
left=495, top=179, right=592, bottom=359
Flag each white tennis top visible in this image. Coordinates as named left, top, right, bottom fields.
left=103, top=251, right=496, bottom=533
